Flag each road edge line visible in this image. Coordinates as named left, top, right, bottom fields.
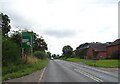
left=38, top=67, right=46, bottom=82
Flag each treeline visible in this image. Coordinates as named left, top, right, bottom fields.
left=0, top=13, right=51, bottom=67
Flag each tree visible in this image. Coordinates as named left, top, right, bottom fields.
left=47, top=51, right=51, bottom=58
left=0, top=13, right=11, bottom=36
left=62, top=45, right=73, bottom=58
left=75, top=48, right=88, bottom=59
left=33, top=51, right=47, bottom=59
left=2, top=37, right=21, bottom=66
left=10, top=30, right=22, bottom=47
left=75, top=43, right=89, bottom=58
left=52, top=54, right=56, bottom=58
left=33, top=36, right=48, bottom=52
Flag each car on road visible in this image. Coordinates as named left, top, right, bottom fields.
left=51, top=57, right=54, bottom=60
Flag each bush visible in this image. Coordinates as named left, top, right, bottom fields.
left=33, top=51, right=47, bottom=59
left=2, top=37, right=21, bottom=66
left=2, top=59, right=48, bottom=81
left=75, top=48, right=87, bottom=59
left=22, top=56, right=38, bottom=64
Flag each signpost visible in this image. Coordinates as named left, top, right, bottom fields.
left=22, top=31, right=33, bottom=58
left=22, top=32, right=33, bottom=48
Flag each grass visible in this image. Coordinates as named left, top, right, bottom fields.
left=62, top=58, right=119, bottom=68
left=65, top=58, right=91, bottom=62
left=58, top=57, right=67, bottom=60
left=85, top=59, right=119, bottom=68
left=2, top=56, right=49, bottom=81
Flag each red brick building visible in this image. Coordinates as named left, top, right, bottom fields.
left=107, top=39, right=120, bottom=59
left=87, top=43, right=107, bottom=59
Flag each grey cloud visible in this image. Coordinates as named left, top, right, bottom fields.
left=0, top=3, right=35, bottom=30
left=8, top=12, right=34, bottom=30
left=10, top=13, right=35, bottom=30
left=43, top=29, right=77, bottom=38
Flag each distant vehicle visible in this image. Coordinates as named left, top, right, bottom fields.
left=51, top=57, right=54, bottom=60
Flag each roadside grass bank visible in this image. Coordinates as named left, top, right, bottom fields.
left=65, top=58, right=91, bottom=62
left=85, top=59, right=119, bottom=68
left=2, top=56, right=49, bottom=81
left=61, top=58, right=119, bottom=68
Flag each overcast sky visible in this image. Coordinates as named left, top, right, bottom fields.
left=0, top=0, right=119, bottom=55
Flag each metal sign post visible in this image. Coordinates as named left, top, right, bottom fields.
left=30, top=36, right=33, bottom=57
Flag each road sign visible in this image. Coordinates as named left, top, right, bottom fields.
left=22, top=32, right=33, bottom=48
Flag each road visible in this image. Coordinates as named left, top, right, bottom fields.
left=41, top=59, right=118, bottom=82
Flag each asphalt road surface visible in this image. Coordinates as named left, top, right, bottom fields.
left=41, top=60, right=118, bottom=82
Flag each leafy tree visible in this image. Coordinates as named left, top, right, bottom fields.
left=46, top=51, right=51, bottom=58
left=75, top=48, right=87, bottom=59
left=0, top=13, right=11, bottom=36
left=54, top=54, right=60, bottom=59
left=52, top=54, right=56, bottom=58
left=33, top=36, right=48, bottom=52
left=33, top=51, right=47, bottom=59
left=62, top=45, right=73, bottom=58
left=10, top=30, right=22, bottom=47
left=33, top=32, right=39, bottom=43
left=75, top=43, right=89, bottom=59
left=2, top=37, right=21, bottom=66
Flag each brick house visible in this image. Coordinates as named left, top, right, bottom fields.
left=107, top=39, right=120, bottom=59
left=86, top=43, right=107, bottom=59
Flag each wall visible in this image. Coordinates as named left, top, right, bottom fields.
left=87, top=47, right=93, bottom=59
left=107, top=45, right=120, bottom=57
left=97, top=52, right=107, bottom=59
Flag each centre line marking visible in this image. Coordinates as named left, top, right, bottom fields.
left=74, top=69, right=103, bottom=82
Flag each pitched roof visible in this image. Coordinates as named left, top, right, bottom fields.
left=77, top=42, right=107, bottom=52
left=108, top=39, right=120, bottom=47
left=89, top=43, right=107, bottom=52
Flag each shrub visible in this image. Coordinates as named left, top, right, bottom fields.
left=2, top=37, right=21, bottom=66
left=22, top=56, right=38, bottom=64
left=33, top=51, right=47, bottom=59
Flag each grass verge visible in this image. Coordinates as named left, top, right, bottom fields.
left=63, top=58, right=119, bottom=68
left=85, top=59, right=119, bottom=68
left=65, top=58, right=91, bottom=62
left=2, top=56, right=49, bottom=81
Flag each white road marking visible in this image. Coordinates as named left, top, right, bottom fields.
left=74, top=69, right=103, bottom=82
left=71, top=62, right=110, bottom=74
left=38, top=67, right=46, bottom=82
left=59, top=60, right=103, bottom=82
left=63, top=60, right=111, bottom=76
